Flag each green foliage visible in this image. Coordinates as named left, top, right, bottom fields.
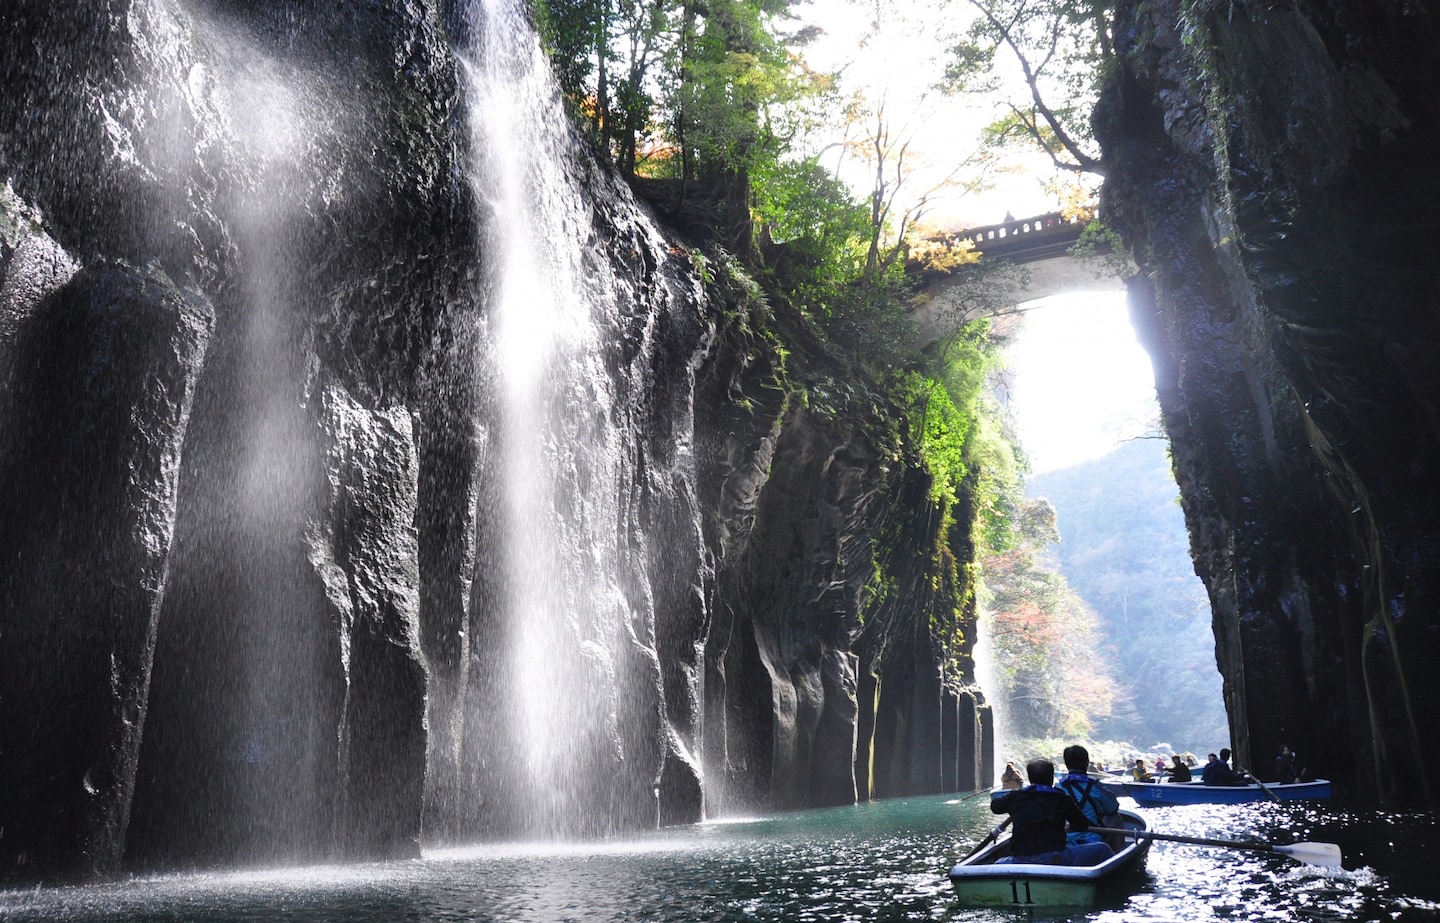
left=889, top=319, right=1000, bottom=505
left=752, top=159, right=873, bottom=310
left=939, top=324, right=1021, bottom=530
left=826, top=275, right=921, bottom=365
left=968, top=407, right=1025, bottom=553
left=943, top=0, right=1113, bottom=174
left=751, top=154, right=931, bottom=366
left=531, top=0, right=814, bottom=181
left=578, top=0, right=677, bottom=171
left=942, top=35, right=998, bottom=92
left=1069, top=218, right=1132, bottom=280
left=534, top=0, right=949, bottom=370
left=672, top=0, right=791, bottom=175
left=701, top=247, right=775, bottom=329
left=531, top=0, right=605, bottom=111
left=895, top=371, right=972, bottom=509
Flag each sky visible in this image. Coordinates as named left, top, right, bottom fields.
left=791, top=0, right=1066, bottom=228
left=1002, top=292, right=1161, bottom=475
left=789, top=1, right=1158, bottom=473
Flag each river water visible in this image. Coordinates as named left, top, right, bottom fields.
left=1, top=794, right=1436, bottom=921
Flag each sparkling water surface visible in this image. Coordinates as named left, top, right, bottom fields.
left=2, top=795, right=1435, bottom=922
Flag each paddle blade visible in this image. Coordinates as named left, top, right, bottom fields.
left=1274, top=841, right=1344, bottom=868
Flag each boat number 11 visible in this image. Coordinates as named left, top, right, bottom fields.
left=1009, top=879, right=1034, bottom=904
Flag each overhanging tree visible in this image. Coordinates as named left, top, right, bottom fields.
left=942, top=0, right=1113, bottom=175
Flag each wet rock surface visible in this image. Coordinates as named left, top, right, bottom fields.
left=0, top=0, right=987, bottom=881
left=1098, top=0, right=1440, bottom=808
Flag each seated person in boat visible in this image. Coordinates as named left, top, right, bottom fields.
left=1168, top=755, right=1193, bottom=782
left=1000, top=761, right=1024, bottom=790
left=1222, top=747, right=1256, bottom=780
left=1058, top=745, right=1121, bottom=847
left=991, top=759, right=1114, bottom=866
left=1131, top=758, right=1152, bottom=781
left=1201, top=751, right=1248, bottom=785
left=1274, top=745, right=1303, bottom=783
left=1153, top=755, right=1168, bottom=776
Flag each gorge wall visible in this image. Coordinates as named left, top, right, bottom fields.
left=0, top=0, right=989, bottom=883
left=1097, top=0, right=1440, bottom=808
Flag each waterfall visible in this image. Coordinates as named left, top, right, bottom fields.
left=460, top=0, right=660, bottom=837
left=0, top=0, right=710, bottom=875
left=972, top=613, right=1005, bottom=781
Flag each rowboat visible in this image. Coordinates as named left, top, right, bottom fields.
left=1100, top=778, right=1331, bottom=807
left=949, top=809, right=1151, bottom=907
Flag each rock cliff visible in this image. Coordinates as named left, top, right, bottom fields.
left=1097, top=0, right=1440, bottom=807
left=0, top=0, right=988, bottom=882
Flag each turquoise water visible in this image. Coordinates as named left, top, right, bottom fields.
left=2, top=794, right=1436, bottom=921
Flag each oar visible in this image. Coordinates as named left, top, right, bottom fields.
left=1241, top=768, right=1281, bottom=802
left=960, top=817, right=1012, bottom=862
left=960, top=787, right=995, bottom=802
left=1090, top=826, right=1343, bottom=868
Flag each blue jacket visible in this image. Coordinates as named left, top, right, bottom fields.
left=1059, top=773, right=1119, bottom=821
left=1058, top=773, right=1120, bottom=844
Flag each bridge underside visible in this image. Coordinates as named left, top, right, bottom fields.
left=912, top=253, right=1126, bottom=344
left=909, top=212, right=1128, bottom=344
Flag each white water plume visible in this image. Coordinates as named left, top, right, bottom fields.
left=972, top=611, right=1006, bottom=780
left=462, top=0, right=640, bottom=834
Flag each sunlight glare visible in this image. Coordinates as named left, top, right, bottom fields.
left=1006, top=292, right=1159, bottom=475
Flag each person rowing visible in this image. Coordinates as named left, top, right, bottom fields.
left=1275, top=745, right=1304, bottom=784
left=991, top=758, right=1114, bottom=866
left=1201, top=749, right=1251, bottom=785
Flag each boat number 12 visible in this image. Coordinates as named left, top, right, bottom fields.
left=1009, top=879, right=1034, bottom=904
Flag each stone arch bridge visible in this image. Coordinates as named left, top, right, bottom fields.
left=911, top=211, right=1126, bottom=342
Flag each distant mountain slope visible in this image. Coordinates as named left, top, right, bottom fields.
left=1028, top=437, right=1227, bottom=751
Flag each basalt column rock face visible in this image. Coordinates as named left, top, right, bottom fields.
left=0, top=0, right=724, bottom=881
left=0, top=245, right=214, bottom=880
left=1097, top=0, right=1440, bottom=807
left=0, top=0, right=471, bottom=877
left=0, top=0, right=993, bottom=885
left=703, top=399, right=879, bottom=811
left=693, top=299, right=993, bottom=813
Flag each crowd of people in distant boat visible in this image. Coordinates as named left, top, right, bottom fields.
left=988, top=743, right=1309, bottom=867
left=1004, top=746, right=1307, bottom=789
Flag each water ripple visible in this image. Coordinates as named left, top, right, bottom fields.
left=1, top=796, right=1436, bottom=921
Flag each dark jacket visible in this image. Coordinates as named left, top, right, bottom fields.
left=991, top=785, right=1093, bottom=858
left=1201, top=758, right=1244, bottom=785
left=1169, top=761, right=1192, bottom=782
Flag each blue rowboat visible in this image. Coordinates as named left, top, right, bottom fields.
left=1099, top=778, right=1331, bottom=807
left=949, top=809, right=1151, bottom=907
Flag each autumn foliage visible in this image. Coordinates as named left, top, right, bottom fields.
left=982, top=498, right=1116, bottom=740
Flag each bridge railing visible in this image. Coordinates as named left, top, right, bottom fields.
left=953, top=211, right=1086, bottom=259
left=909, top=211, right=1093, bottom=282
